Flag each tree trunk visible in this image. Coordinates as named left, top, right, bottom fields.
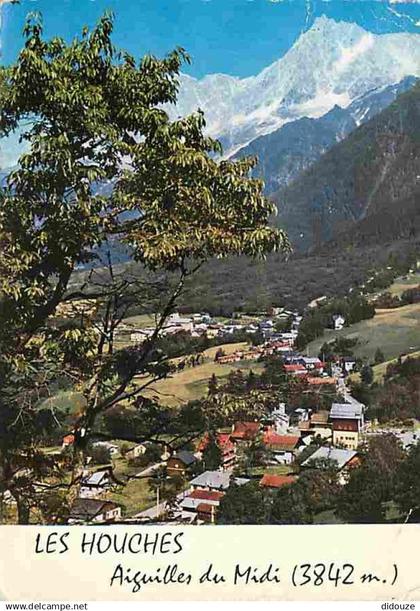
left=16, top=496, right=30, bottom=525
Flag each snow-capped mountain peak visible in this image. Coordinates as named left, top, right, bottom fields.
left=166, top=16, right=420, bottom=156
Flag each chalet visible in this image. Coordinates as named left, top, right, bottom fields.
left=167, top=450, right=198, bottom=477
left=263, top=431, right=302, bottom=465
left=197, top=432, right=236, bottom=470
left=299, top=417, right=332, bottom=441
left=164, top=312, right=194, bottom=333
left=269, top=341, right=292, bottom=353
left=309, top=410, right=332, bottom=436
left=179, top=489, right=224, bottom=523
left=301, top=446, right=359, bottom=485
left=330, top=402, right=365, bottom=450
left=231, top=421, right=260, bottom=443
left=284, top=364, right=307, bottom=376
left=299, top=357, right=324, bottom=372
left=259, top=474, right=297, bottom=490
left=125, top=443, right=151, bottom=461
left=68, top=498, right=122, bottom=524
left=80, top=470, right=117, bottom=498
left=189, top=470, right=249, bottom=492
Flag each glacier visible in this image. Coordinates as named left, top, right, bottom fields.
left=165, top=15, right=420, bottom=156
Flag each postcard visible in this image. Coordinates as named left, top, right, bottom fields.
left=0, top=0, right=420, bottom=603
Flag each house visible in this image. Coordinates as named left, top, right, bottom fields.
left=125, top=443, right=150, bottom=461
left=263, top=431, right=302, bottom=465
left=164, top=312, right=194, bottom=334
left=189, top=470, right=249, bottom=492
left=166, top=450, right=198, bottom=477
left=259, top=473, right=297, bottom=490
left=309, top=410, right=332, bottom=435
left=231, top=421, right=260, bottom=443
left=299, top=411, right=332, bottom=441
left=299, top=357, right=324, bottom=372
left=269, top=341, right=292, bottom=353
left=332, top=314, right=345, bottom=330
left=300, top=446, right=359, bottom=485
left=197, top=432, right=236, bottom=470
left=68, top=498, right=122, bottom=524
left=341, top=356, right=356, bottom=373
left=284, top=363, right=307, bottom=376
left=80, top=469, right=117, bottom=498
left=330, top=402, right=365, bottom=449
left=179, top=489, right=224, bottom=523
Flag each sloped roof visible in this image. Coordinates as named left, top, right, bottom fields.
left=172, top=450, right=197, bottom=465
left=231, top=421, right=260, bottom=440
left=301, top=446, right=357, bottom=469
left=260, top=474, right=297, bottom=488
left=301, top=357, right=322, bottom=365
left=70, top=498, right=119, bottom=520
left=311, top=410, right=330, bottom=425
left=189, top=489, right=224, bottom=502
left=330, top=403, right=363, bottom=419
left=189, top=470, right=249, bottom=490
left=263, top=431, right=300, bottom=450
left=84, top=470, right=111, bottom=486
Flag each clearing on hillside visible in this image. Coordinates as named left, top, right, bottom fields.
left=307, top=302, right=420, bottom=363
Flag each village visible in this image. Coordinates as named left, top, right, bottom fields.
left=60, top=302, right=418, bottom=527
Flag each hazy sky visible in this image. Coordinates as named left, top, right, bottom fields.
left=1, top=0, right=420, bottom=78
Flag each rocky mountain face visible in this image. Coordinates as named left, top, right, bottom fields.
left=167, top=16, right=420, bottom=156
left=234, top=77, right=417, bottom=195
left=272, top=82, right=420, bottom=251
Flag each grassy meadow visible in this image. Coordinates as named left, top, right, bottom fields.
left=307, top=302, right=420, bottom=363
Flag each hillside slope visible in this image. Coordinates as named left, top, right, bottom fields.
left=273, top=82, right=420, bottom=251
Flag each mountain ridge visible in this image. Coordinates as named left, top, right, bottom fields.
left=233, top=76, right=418, bottom=194
left=272, top=81, right=420, bottom=252
left=167, top=16, right=420, bottom=156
